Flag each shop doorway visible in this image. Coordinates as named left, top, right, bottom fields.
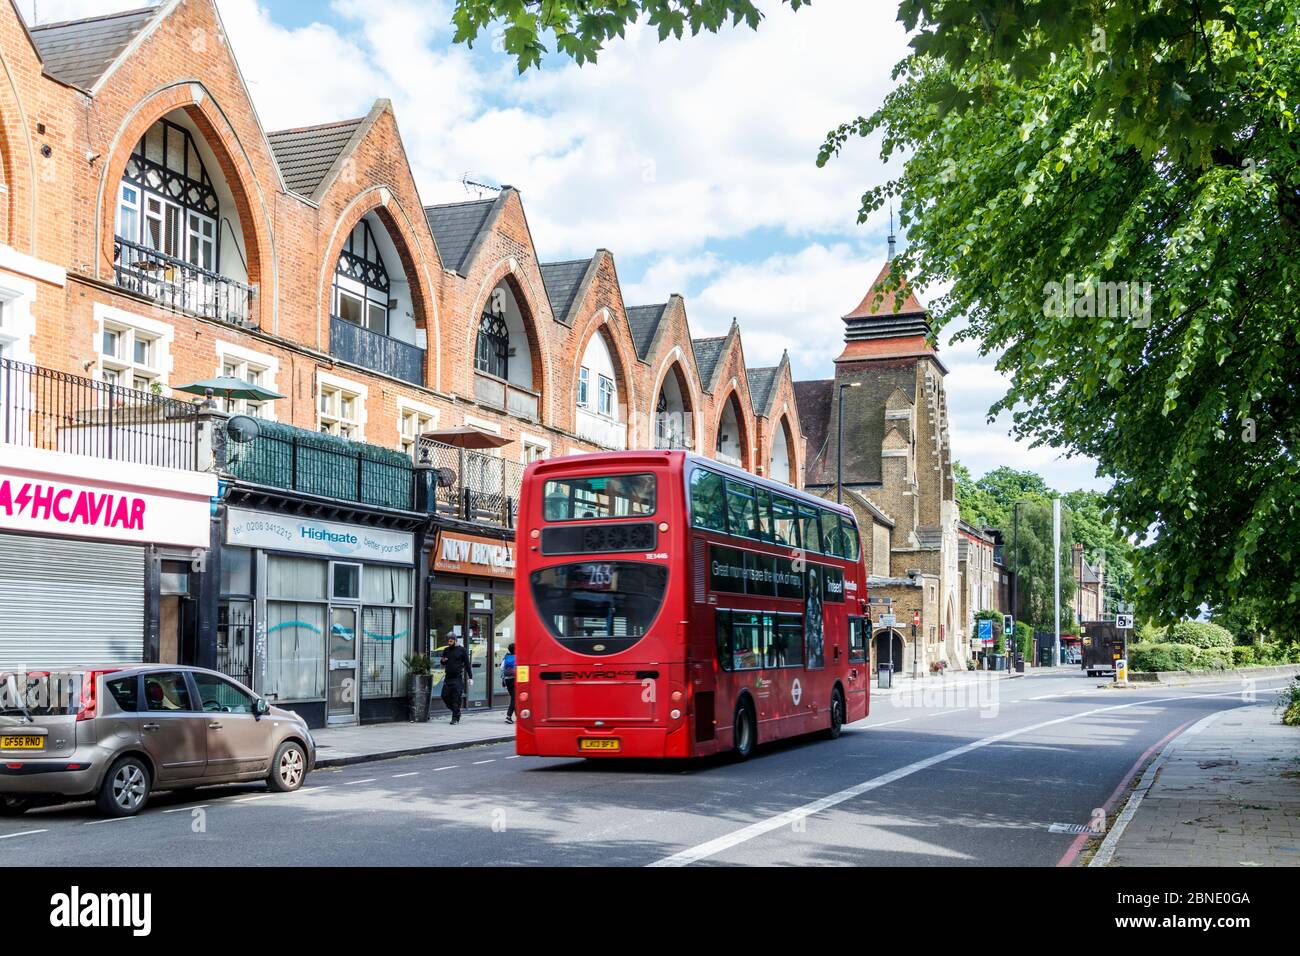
left=328, top=606, right=359, bottom=725
left=158, top=560, right=198, bottom=666
left=467, top=605, right=492, bottom=708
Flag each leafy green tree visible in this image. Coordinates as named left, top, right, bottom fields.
left=451, top=0, right=1300, bottom=636
left=954, top=462, right=1007, bottom=528
left=1005, top=498, right=1076, bottom=631
left=451, top=0, right=808, bottom=70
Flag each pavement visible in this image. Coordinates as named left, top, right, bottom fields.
left=1092, top=696, right=1300, bottom=866
left=311, top=710, right=516, bottom=767
left=8, top=669, right=1296, bottom=866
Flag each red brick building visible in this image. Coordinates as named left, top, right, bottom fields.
left=0, top=0, right=813, bottom=725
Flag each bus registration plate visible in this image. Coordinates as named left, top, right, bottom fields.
left=578, top=738, right=620, bottom=752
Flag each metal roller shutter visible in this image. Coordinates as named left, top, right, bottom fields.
left=0, top=533, right=145, bottom=668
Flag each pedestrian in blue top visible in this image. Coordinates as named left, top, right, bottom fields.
left=501, top=643, right=517, bottom=723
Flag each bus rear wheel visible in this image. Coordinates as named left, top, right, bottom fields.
left=824, top=688, right=845, bottom=740
left=732, top=701, right=755, bottom=760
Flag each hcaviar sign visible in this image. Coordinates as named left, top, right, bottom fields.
left=225, top=507, right=414, bottom=564
left=432, top=530, right=516, bottom=579
left=0, top=446, right=216, bottom=549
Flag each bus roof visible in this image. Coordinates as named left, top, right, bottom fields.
left=524, top=449, right=857, bottom=519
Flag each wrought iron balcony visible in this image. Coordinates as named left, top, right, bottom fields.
left=113, top=236, right=255, bottom=328
left=415, top=437, right=524, bottom=528
left=473, top=371, right=539, bottom=422
left=0, top=356, right=202, bottom=470
left=329, top=315, right=425, bottom=387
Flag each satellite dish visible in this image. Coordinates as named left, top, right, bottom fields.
left=227, top=415, right=262, bottom=445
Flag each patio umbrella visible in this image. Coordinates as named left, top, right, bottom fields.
left=420, top=426, right=512, bottom=450
left=173, top=376, right=286, bottom=405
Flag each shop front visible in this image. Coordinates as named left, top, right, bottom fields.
left=223, top=505, right=417, bottom=728
left=0, top=445, right=217, bottom=668
left=428, top=528, right=516, bottom=713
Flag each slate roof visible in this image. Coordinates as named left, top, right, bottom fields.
left=625, top=303, right=668, bottom=360
left=539, top=258, right=592, bottom=325
left=747, top=366, right=779, bottom=416
left=267, top=118, right=364, bottom=198
left=692, top=336, right=726, bottom=389
left=425, top=198, right=497, bottom=275
left=793, top=379, right=834, bottom=484
left=29, top=6, right=157, bottom=91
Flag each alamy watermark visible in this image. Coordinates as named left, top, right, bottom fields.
left=1043, top=274, right=1152, bottom=328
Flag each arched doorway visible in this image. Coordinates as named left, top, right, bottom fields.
left=874, top=628, right=905, bottom=671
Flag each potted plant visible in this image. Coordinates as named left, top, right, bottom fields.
left=403, top=653, right=434, bottom=722
left=930, top=659, right=948, bottom=676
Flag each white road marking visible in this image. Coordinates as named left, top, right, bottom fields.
left=232, top=793, right=274, bottom=803
left=472, top=759, right=495, bottom=765
left=345, top=778, right=376, bottom=785
left=649, top=689, right=1251, bottom=867
left=866, top=719, right=911, bottom=728
left=432, top=765, right=456, bottom=771
left=85, top=816, right=135, bottom=825
left=391, top=772, right=419, bottom=778
left=162, top=805, right=208, bottom=814
left=505, top=755, right=521, bottom=759
left=0, top=829, right=46, bottom=839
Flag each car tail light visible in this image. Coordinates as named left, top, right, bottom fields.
left=76, top=671, right=100, bottom=721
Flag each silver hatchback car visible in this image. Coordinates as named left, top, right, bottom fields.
left=0, top=665, right=315, bottom=817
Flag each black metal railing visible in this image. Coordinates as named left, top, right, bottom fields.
left=329, top=315, right=424, bottom=386
left=114, top=236, right=255, bottom=328
left=224, top=419, right=416, bottom=511
left=0, top=357, right=202, bottom=470
left=416, top=437, right=524, bottom=528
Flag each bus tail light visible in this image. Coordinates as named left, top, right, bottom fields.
left=670, top=709, right=681, bottom=720
left=520, top=709, right=531, bottom=720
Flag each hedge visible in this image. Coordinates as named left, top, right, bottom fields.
left=1129, top=643, right=1200, bottom=672
left=1168, top=620, right=1234, bottom=649
left=1233, top=646, right=1256, bottom=667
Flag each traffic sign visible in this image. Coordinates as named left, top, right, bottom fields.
left=977, top=619, right=993, bottom=645
left=879, top=613, right=897, bottom=627
left=1116, top=613, right=1134, bottom=630
left=912, top=609, right=921, bottom=626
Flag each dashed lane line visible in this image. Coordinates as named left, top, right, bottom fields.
left=0, top=829, right=46, bottom=839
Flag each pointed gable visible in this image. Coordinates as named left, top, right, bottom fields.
left=539, top=258, right=593, bottom=326
left=746, top=366, right=779, bottom=416
left=691, top=335, right=727, bottom=390
left=626, top=303, right=668, bottom=360
left=28, top=5, right=158, bottom=91
left=267, top=117, right=365, bottom=199
left=425, top=196, right=499, bottom=275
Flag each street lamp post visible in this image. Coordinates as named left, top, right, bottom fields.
left=836, top=382, right=860, bottom=504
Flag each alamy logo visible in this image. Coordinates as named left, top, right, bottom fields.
left=49, top=886, right=151, bottom=936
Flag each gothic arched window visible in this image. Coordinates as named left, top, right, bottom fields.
left=333, top=218, right=391, bottom=335
left=476, top=308, right=509, bottom=379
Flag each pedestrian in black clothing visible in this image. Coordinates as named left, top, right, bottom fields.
left=440, top=635, right=471, bottom=724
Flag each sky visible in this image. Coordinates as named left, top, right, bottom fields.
left=19, top=0, right=1109, bottom=492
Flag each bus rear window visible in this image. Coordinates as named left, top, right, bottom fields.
left=530, top=562, right=668, bottom=656
left=542, top=474, right=656, bottom=521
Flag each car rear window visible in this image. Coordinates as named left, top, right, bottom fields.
left=106, top=676, right=139, bottom=713
left=0, top=671, right=84, bottom=717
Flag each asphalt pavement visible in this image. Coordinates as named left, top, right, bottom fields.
left=2, top=669, right=1286, bottom=866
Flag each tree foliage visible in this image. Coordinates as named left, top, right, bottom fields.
left=450, top=0, right=809, bottom=71
left=817, top=1, right=1300, bottom=636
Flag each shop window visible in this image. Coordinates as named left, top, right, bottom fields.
left=360, top=566, right=414, bottom=701
left=266, top=556, right=327, bottom=701
left=490, top=592, right=516, bottom=701
left=333, top=563, right=361, bottom=601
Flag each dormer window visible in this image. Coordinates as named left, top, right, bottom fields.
left=333, top=218, right=390, bottom=335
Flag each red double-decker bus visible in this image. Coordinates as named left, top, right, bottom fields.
left=513, top=450, right=870, bottom=759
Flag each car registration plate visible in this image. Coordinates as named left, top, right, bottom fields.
left=0, top=735, right=44, bottom=751
left=578, top=738, right=620, bottom=752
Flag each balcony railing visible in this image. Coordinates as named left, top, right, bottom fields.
left=416, top=437, right=524, bottom=528
left=223, top=420, right=415, bottom=511
left=0, top=357, right=201, bottom=470
left=114, top=236, right=255, bottom=329
left=330, top=315, right=425, bottom=386
left=653, top=411, right=694, bottom=450
left=575, top=407, right=627, bottom=450
left=473, top=371, right=539, bottom=422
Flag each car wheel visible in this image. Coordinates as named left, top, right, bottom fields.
left=268, top=741, right=307, bottom=793
left=732, top=701, right=755, bottom=760
left=0, top=795, right=31, bottom=816
left=96, top=756, right=150, bottom=817
left=824, top=688, right=845, bottom=740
